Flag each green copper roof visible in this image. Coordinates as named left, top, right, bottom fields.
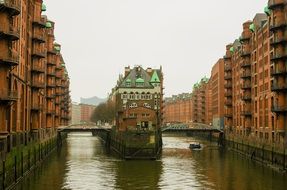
left=264, top=6, right=271, bottom=16
left=201, top=76, right=209, bottom=83
left=45, top=22, right=52, bottom=28
left=249, top=23, right=255, bottom=32
left=61, top=63, right=65, bottom=67
left=230, top=47, right=234, bottom=53
left=41, top=4, right=46, bottom=11
left=150, top=71, right=160, bottom=83
left=54, top=45, right=61, bottom=52
left=126, top=79, right=131, bottom=83
left=136, top=78, right=144, bottom=83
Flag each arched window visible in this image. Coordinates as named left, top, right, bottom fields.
left=129, top=102, right=137, bottom=108
left=143, top=103, right=151, bottom=108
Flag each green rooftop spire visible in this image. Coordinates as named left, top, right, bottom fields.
left=230, top=47, right=234, bottom=53
left=150, top=71, right=160, bottom=83
left=54, top=45, right=61, bottom=52
left=42, top=4, right=47, bottom=12
left=264, top=6, right=271, bottom=16
left=249, top=23, right=255, bottom=32
left=45, top=21, right=52, bottom=28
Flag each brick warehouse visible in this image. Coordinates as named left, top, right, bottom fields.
left=0, top=0, right=70, bottom=162
left=164, top=60, right=225, bottom=130
left=164, top=0, right=287, bottom=167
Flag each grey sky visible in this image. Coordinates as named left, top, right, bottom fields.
left=45, top=0, right=267, bottom=102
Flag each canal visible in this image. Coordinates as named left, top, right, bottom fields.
left=14, top=133, right=287, bottom=190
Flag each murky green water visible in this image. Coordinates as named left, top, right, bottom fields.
left=14, top=133, right=287, bottom=190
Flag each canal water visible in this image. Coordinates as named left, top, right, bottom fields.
left=14, top=133, right=287, bottom=190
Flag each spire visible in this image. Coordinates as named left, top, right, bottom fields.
left=150, top=71, right=160, bottom=83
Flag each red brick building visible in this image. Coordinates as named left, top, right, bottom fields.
left=163, top=93, right=193, bottom=124
left=0, top=0, right=70, bottom=158
left=80, top=104, right=96, bottom=123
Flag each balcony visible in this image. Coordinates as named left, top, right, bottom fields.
left=31, top=102, right=43, bottom=111
left=240, top=34, right=251, bottom=42
left=271, top=83, right=287, bottom=91
left=240, top=50, right=251, bottom=57
left=0, top=0, right=21, bottom=16
left=31, top=64, right=45, bottom=73
left=0, top=51, right=19, bottom=66
left=225, top=100, right=232, bottom=106
left=271, top=105, right=287, bottom=113
left=240, top=72, right=251, bottom=78
left=241, top=110, right=252, bottom=116
left=47, top=47, right=57, bottom=55
left=271, top=52, right=287, bottom=61
left=270, top=22, right=287, bottom=32
left=32, top=30, right=46, bottom=43
left=224, top=74, right=232, bottom=80
left=55, top=99, right=60, bottom=105
left=31, top=80, right=45, bottom=89
left=241, top=83, right=251, bottom=89
left=223, top=55, right=232, bottom=60
left=268, top=0, right=285, bottom=10
left=271, top=68, right=287, bottom=76
left=46, top=93, right=55, bottom=99
left=61, top=115, right=71, bottom=120
left=47, top=70, right=56, bottom=76
left=224, top=91, right=232, bottom=97
left=270, top=36, right=287, bottom=46
left=32, top=17, right=46, bottom=28
left=224, top=65, right=232, bottom=71
left=46, top=109, right=55, bottom=115
left=225, top=113, right=233, bottom=118
left=32, top=48, right=46, bottom=58
left=0, top=25, right=20, bottom=41
left=241, top=94, right=251, bottom=101
left=0, top=89, right=18, bottom=101
left=224, top=83, right=232, bottom=88
left=240, top=61, right=251, bottom=67
left=47, top=80, right=56, bottom=88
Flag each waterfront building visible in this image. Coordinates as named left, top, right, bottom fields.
left=71, top=102, right=81, bottom=124
left=163, top=93, right=193, bottom=124
left=110, top=66, right=163, bottom=159
left=224, top=3, right=286, bottom=148
left=0, top=0, right=70, bottom=160
left=191, top=77, right=211, bottom=125
left=80, top=103, right=96, bottom=123
left=268, top=0, right=287, bottom=146
left=210, top=59, right=225, bottom=129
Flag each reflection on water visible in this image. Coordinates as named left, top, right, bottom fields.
left=15, top=133, right=287, bottom=190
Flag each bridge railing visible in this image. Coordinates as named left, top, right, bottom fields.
left=161, top=122, right=222, bottom=132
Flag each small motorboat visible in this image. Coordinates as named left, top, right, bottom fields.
left=189, top=143, right=201, bottom=149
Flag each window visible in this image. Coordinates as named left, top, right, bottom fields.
left=129, top=102, right=137, bottom=108
left=143, top=103, right=151, bottom=108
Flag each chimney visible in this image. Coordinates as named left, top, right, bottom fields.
left=146, top=67, right=152, bottom=74
left=124, top=66, right=130, bottom=77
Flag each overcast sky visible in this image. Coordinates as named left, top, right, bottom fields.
left=44, top=0, right=267, bottom=102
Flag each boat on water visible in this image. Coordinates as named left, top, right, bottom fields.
left=189, top=143, right=201, bottom=149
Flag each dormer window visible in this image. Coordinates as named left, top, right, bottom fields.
left=136, top=78, right=144, bottom=87
left=125, top=79, right=131, bottom=87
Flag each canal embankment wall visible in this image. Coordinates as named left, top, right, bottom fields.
left=225, top=135, right=287, bottom=171
left=185, top=131, right=287, bottom=171
left=0, top=131, right=67, bottom=190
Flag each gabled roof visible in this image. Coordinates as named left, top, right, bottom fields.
left=150, top=70, right=160, bottom=83
left=119, top=66, right=154, bottom=88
